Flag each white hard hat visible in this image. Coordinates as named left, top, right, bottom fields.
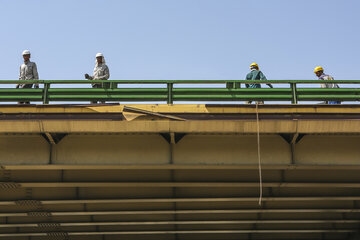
left=95, top=53, right=103, bottom=58
left=22, top=50, right=31, bottom=55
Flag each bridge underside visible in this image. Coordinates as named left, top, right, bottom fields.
left=0, top=104, right=359, bottom=240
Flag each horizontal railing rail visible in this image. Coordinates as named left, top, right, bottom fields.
left=0, top=80, right=359, bottom=104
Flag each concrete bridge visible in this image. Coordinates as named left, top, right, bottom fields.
left=0, top=103, right=359, bottom=240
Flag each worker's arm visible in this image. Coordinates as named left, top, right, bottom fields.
left=85, top=74, right=94, bottom=80
left=32, top=63, right=39, bottom=88
left=245, top=73, right=250, bottom=88
left=17, top=66, right=22, bottom=88
left=260, top=71, right=273, bottom=88
left=18, top=66, right=22, bottom=80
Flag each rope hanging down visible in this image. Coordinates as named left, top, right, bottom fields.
left=255, top=103, right=263, bottom=206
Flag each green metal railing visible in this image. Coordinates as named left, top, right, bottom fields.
left=1, top=80, right=360, bottom=104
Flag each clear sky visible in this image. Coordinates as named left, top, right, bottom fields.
left=1, top=0, right=359, bottom=81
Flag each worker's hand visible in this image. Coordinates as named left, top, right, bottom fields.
left=85, top=74, right=90, bottom=79
left=267, top=84, right=273, bottom=88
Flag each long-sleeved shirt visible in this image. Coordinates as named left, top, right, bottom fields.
left=245, top=70, right=267, bottom=88
left=19, top=61, right=39, bottom=87
left=318, top=73, right=339, bottom=88
left=88, top=64, right=110, bottom=80
left=88, top=63, right=110, bottom=88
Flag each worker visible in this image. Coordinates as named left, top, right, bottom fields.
left=84, top=53, right=110, bottom=104
left=245, top=63, right=273, bottom=104
left=17, top=50, right=39, bottom=104
left=314, top=66, right=340, bottom=104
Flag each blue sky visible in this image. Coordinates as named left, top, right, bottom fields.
left=1, top=0, right=359, bottom=82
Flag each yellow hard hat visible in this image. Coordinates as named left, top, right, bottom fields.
left=250, top=63, right=259, bottom=69
left=314, top=66, right=324, bottom=73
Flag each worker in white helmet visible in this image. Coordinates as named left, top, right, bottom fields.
left=84, top=53, right=110, bottom=103
left=17, top=50, right=39, bottom=104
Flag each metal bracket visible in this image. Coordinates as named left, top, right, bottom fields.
left=41, top=133, right=67, bottom=145
left=160, top=133, right=186, bottom=144
left=279, top=133, right=305, bottom=144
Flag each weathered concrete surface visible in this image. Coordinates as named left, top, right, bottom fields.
left=0, top=134, right=49, bottom=165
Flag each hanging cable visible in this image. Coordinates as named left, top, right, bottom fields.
left=255, top=103, right=263, bottom=206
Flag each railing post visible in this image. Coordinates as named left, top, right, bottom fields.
left=43, top=82, right=50, bottom=104
left=167, top=83, right=173, bottom=104
left=290, top=83, right=297, bottom=104
left=110, top=81, right=117, bottom=89
left=226, top=82, right=241, bottom=89
left=226, top=82, right=234, bottom=89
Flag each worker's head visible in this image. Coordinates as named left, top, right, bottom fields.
left=96, top=53, right=104, bottom=64
left=96, top=56, right=103, bottom=64
left=22, top=50, right=31, bottom=62
left=250, top=63, right=259, bottom=70
left=314, top=66, right=324, bottom=77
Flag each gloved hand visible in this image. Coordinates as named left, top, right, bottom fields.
left=85, top=74, right=90, bottom=79
left=267, top=84, right=273, bottom=88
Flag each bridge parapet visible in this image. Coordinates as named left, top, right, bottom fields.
left=1, top=80, right=360, bottom=104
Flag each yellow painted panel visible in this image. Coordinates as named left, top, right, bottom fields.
left=0, top=134, right=49, bottom=165
left=297, top=121, right=360, bottom=133
left=54, top=134, right=170, bottom=165
left=173, top=134, right=291, bottom=165
left=0, top=120, right=360, bottom=134
left=295, top=135, right=360, bottom=165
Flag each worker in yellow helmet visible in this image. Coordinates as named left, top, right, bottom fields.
left=314, top=66, right=340, bottom=104
left=246, top=63, right=273, bottom=88
left=245, top=63, right=273, bottom=104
